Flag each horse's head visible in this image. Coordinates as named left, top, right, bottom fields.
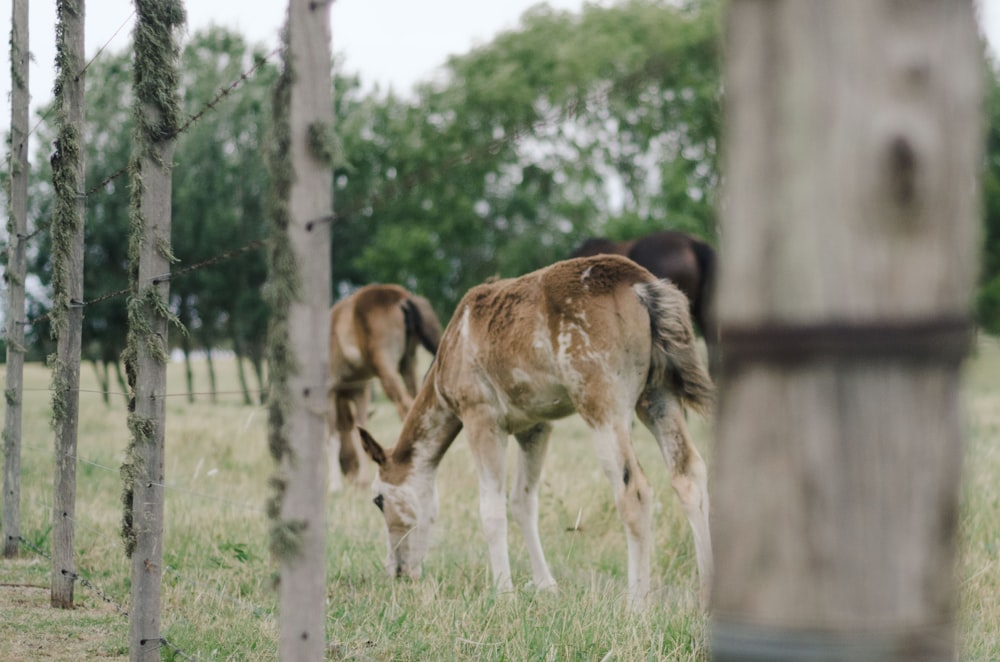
left=358, top=427, right=438, bottom=580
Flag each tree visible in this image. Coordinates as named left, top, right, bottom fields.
left=978, top=56, right=1000, bottom=334
left=171, top=27, right=279, bottom=402
left=330, top=0, right=724, bottom=317
left=25, top=29, right=281, bottom=404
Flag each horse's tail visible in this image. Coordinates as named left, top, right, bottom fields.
left=635, top=279, right=715, bottom=415
left=401, top=295, right=443, bottom=354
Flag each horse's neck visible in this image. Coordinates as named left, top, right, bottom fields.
left=392, top=366, right=462, bottom=474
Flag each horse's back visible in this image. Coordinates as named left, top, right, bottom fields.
left=435, top=255, right=674, bottom=430
left=329, top=284, right=412, bottom=384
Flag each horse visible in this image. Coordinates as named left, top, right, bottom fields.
left=358, top=254, right=715, bottom=609
left=571, top=230, right=717, bottom=371
left=327, top=284, right=443, bottom=491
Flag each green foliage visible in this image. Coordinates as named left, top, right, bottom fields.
left=979, top=56, right=1000, bottom=334
left=17, top=0, right=1000, bottom=356
left=332, top=0, right=724, bottom=317
left=23, top=28, right=281, bottom=397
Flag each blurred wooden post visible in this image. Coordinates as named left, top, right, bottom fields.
left=275, top=0, right=333, bottom=658
left=2, top=0, right=29, bottom=560
left=711, top=1, right=982, bottom=660
left=49, top=0, right=86, bottom=608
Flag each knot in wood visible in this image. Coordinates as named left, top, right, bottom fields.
left=887, top=134, right=917, bottom=209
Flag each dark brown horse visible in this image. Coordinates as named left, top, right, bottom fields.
left=571, top=231, right=717, bottom=368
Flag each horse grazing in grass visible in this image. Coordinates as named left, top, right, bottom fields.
left=571, top=231, right=717, bottom=370
left=359, top=255, right=715, bottom=609
left=327, top=284, right=442, bottom=491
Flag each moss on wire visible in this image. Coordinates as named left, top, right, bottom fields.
left=120, top=0, right=186, bottom=557
left=264, top=21, right=306, bottom=561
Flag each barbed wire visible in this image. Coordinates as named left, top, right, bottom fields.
left=12, top=34, right=606, bottom=336
left=20, top=501, right=276, bottom=622
left=21, top=43, right=284, bottom=247
left=24, top=10, right=139, bottom=145
left=8, top=383, right=266, bottom=403
left=163, top=564, right=273, bottom=621
left=18, top=440, right=269, bottom=515
left=18, top=505, right=266, bottom=662
left=17, top=534, right=130, bottom=616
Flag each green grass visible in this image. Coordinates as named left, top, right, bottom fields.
left=1, top=338, right=999, bottom=660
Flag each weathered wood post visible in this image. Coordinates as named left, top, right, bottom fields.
left=49, top=0, right=87, bottom=608
left=121, top=2, right=184, bottom=659
left=711, top=1, right=982, bottom=660
left=266, top=1, right=333, bottom=658
left=2, top=0, right=30, bottom=560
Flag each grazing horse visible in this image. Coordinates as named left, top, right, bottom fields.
left=359, top=255, right=715, bottom=609
left=327, top=284, right=442, bottom=491
left=571, top=231, right=717, bottom=370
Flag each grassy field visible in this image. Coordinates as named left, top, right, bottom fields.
left=1, top=338, right=998, bottom=661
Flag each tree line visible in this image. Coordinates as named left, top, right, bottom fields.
left=4, top=0, right=1000, bottom=403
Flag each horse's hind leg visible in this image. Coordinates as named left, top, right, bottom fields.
left=636, top=389, right=713, bottom=609
left=588, top=415, right=654, bottom=609
left=331, top=388, right=365, bottom=488
left=326, top=388, right=344, bottom=492
left=511, top=423, right=556, bottom=591
left=372, top=354, right=414, bottom=420
left=399, top=347, right=419, bottom=398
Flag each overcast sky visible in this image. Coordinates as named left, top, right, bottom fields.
left=1, top=0, right=999, bottom=151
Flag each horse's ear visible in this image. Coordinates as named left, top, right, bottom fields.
left=358, top=427, right=386, bottom=467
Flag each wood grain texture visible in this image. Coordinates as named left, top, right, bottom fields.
left=711, top=0, right=982, bottom=658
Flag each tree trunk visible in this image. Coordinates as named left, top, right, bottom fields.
left=251, top=353, right=265, bottom=405
left=205, top=348, right=218, bottom=404
left=91, top=360, right=110, bottom=406
left=50, top=0, right=86, bottom=609
left=2, top=0, right=29, bottom=560
left=112, top=359, right=129, bottom=405
left=230, top=323, right=253, bottom=406
left=711, top=2, right=982, bottom=660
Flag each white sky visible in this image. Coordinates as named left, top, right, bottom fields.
left=0, top=0, right=999, bottom=149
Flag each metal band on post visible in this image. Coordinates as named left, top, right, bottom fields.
left=718, top=316, right=973, bottom=375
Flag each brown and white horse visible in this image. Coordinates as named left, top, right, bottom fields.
left=359, top=255, right=714, bottom=609
left=327, top=284, right=442, bottom=491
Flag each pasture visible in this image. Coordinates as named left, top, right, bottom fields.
left=1, top=336, right=999, bottom=660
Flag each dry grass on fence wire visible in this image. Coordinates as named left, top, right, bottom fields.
left=0, top=339, right=998, bottom=660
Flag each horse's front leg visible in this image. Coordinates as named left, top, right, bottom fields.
left=512, top=423, right=556, bottom=591
left=466, top=414, right=513, bottom=593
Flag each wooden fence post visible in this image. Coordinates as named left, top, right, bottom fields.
left=711, top=1, right=982, bottom=660
left=122, top=2, right=184, bottom=659
left=266, top=1, right=333, bottom=658
left=2, top=0, right=30, bottom=560
left=49, top=0, right=86, bottom=609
